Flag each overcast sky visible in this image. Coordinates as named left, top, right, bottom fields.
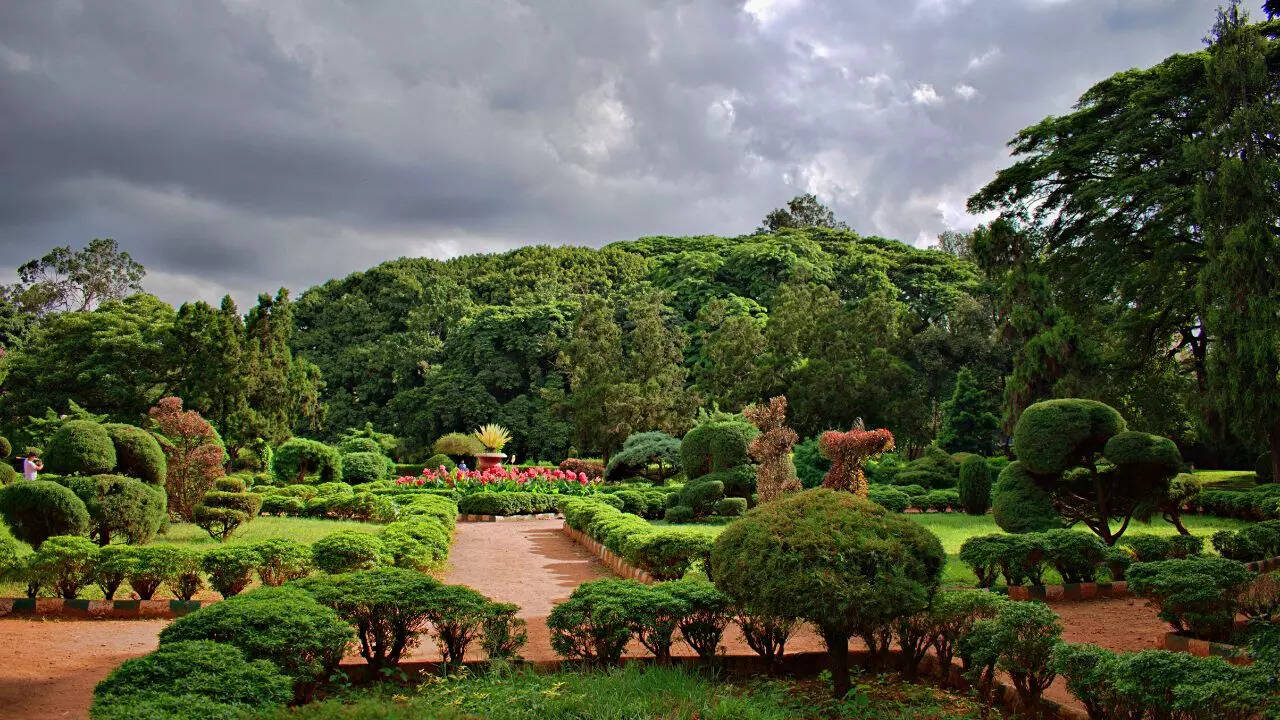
left=0, top=0, right=1219, bottom=308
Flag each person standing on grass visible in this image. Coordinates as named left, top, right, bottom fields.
left=22, top=451, right=42, bottom=481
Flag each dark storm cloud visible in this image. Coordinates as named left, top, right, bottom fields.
left=0, top=0, right=1216, bottom=306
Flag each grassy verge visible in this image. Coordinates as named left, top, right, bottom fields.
left=252, top=665, right=986, bottom=720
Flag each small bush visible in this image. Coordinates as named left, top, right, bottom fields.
left=380, top=518, right=450, bottom=571
left=340, top=451, right=392, bottom=485
left=202, top=545, right=263, bottom=598
left=103, top=424, right=166, bottom=485
left=426, top=584, right=492, bottom=665
left=1237, top=571, right=1280, bottom=621
left=613, top=489, right=648, bottom=515
left=559, top=458, right=605, bottom=479
left=623, top=530, right=712, bottom=580
left=1127, top=556, right=1255, bottom=640
left=679, top=418, right=757, bottom=479
left=963, top=601, right=1062, bottom=711
left=480, top=602, right=528, bottom=660
left=252, top=539, right=313, bottom=586
left=337, top=437, right=382, bottom=456
left=663, top=505, right=695, bottom=523
left=271, top=439, right=342, bottom=485
left=93, top=544, right=134, bottom=600
left=297, top=568, right=440, bottom=670
left=457, top=492, right=558, bottom=516
left=214, top=476, right=246, bottom=493
left=66, top=474, right=168, bottom=546
left=894, top=469, right=952, bottom=490
left=192, top=506, right=250, bottom=542
left=1121, top=533, right=1174, bottom=562
left=30, top=535, right=98, bottom=598
left=423, top=453, right=457, bottom=472
left=1212, top=524, right=1280, bottom=562
left=168, top=547, right=204, bottom=601
left=714, top=497, right=747, bottom=516
left=126, top=546, right=179, bottom=600
left=1106, top=546, right=1133, bottom=580
left=1042, top=530, right=1106, bottom=584
left=0, top=480, right=91, bottom=548
left=311, top=531, right=385, bottom=574
left=957, top=455, right=993, bottom=515
left=991, top=462, right=1061, bottom=534
left=867, top=485, right=910, bottom=512
left=921, top=489, right=960, bottom=512
left=45, top=420, right=117, bottom=476
left=928, top=590, right=1006, bottom=674
left=664, top=578, right=730, bottom=659
left=547, top=579, right=637, bottom=665
left=958, top=534, right=1003, bottom=588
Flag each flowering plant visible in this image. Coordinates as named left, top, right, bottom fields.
left=395, top=464, right=601, bottom=496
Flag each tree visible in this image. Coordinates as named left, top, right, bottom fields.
left=552, top=296, right=627, bottom=461
left=166, top=297, right=253, bottom=459
left=243, top=290, right=325, bottom=443
left=758, top=193, right=849, bottom=233
left=1195, top=2, right=1280, bottom=483
left=937, top=368, right=1000, bottom=455
left=7, top=238, right=145, bottom=315
left=619, top=293, right=697, bottom=440
left=149, top=397, right=225, bottom=519
left=691, top=298, right=773, bottom=411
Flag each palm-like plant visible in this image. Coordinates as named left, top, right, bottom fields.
left=473, top=424, right=512, bottom=453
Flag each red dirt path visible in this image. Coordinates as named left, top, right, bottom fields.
left=0, top=519, right=1172, bottom=720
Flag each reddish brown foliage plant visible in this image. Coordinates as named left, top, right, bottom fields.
left=745, top=396, right=801, bottom=503
left=149, top=396, right=225, bottom=519
left=819, top=422, right=895, bottom=496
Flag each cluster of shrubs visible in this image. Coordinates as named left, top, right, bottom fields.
left=1129, top=558, right=1277, bottom=642
left=1194, top=484, right=1280, bottom=520
left=0, top=475, right=169, bottom=549
left=257, top=481, right=397, bottom=523
left=867, top=485, right=962, bottom=513
left=91, top=569, right=526, bottom=719
left=597, top=484, right=680, bottom=519
left=562, top=497, right=713, bottom=581
left=558, top=458, right=605, bottom=479
left=662, top=414, right=758, bottom=523
left=1212, top=520, right=1280, bottom=562
left=960, top=531, right=1206, bottom=587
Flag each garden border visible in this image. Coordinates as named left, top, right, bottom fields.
left=1006, top=581, right=1129, bottom=602
left=1245, top=554, right=1280, bottom=572
left=1158, top=631, right=1252, bottom=665
left=562, top=521, right=656, bottom=584
left=459, top=512, right=561, bottom=523
left=0, top=597, right=207, bottom=619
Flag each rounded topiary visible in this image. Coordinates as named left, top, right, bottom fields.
left=337, top=437, right=382, bottom=456
left=0, top=464, right=16, bottom=485
left=663, top=505, right=695, bottom=523
left=103, top=424, right=166, bottom=485
left=30, top=535, right=99, bottom=598
left=867, top=485, right=910, bottom=512
left=271, top=439, right=341, bottom=484
left=1256, top=452, right=1274, bottom=484
left=311, top=530, right=385, bottom=574
left=0, top=436, right=10, bottom=460
left=715, top=497, right=748, bottom=516
left=423, top=453, right=457, bottom=472
left=0, top=480, right=91, bottom=547
left=340, top=451, right=392, bottom=485
left=91, top=639, right=291, bottom=718
left=957, top=454, right=994, bottom=515
left=1013, top=399, right=1126, bottom=476
left=991, top=462, right=1061, bottom=534
left=680, top=418, right=758, bottom=479
left=65, top=474, right=167, bottom=545
left=252, top=538, right=314, bottom=586
left=1103, top=432, right=1182, bottom=486
left=710, top=489, right=944, bottom=698
left=45, top=420, right=117, bottom=476
left=202, top=545, right=264, bottom=597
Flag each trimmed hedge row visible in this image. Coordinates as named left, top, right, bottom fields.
left=457, top=492, right=560, bottom=516
left=867, top=484, right=961, bottom=513
left=561, top=497, right=712, bottom=580
left=957, top=530, right=1197, bottom=587
left=1194, top=484, right=1280, bottom=520
left=1212, top=520, right=1280, bottom=562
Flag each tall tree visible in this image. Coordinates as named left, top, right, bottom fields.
left=758, top=193, right=849, bottom=233
left=148, top=397, right=225, bottom=519
left=8, top=239, right=145, bottom=315
left=244, top=290, right=325, bottom=445
left=552, top=295, right=628, bottom=461
left=937, top=368, right=1001, bottom=455
left=1195, top=2, right=1280, bottom=480
left=167, top=296, right=252, bottom=457
left=691, top=298, right=773, bottom=410
left=621, top=293, right=697, bottom=440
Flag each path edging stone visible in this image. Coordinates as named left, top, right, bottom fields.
left=562, top=522, right=656, bottom=584
left=1158, top=631, right=1252, bottom=665
left=0, top=597, right=207, bottom=619
left=459, top=512, right=561, bottom=523
left=1007, top=581, right=1129, bottom=602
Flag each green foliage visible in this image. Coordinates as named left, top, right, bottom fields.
left=93, top=544, right=134, bottom=600
left=338, top=423, right=398, bottom=457
left=1211, top=522, right=1280, bottom=562
left=191, top=506, right=249, bottom=542
left=103, top=423, right=166, bottom=485
left=1041, top=530, right=1108, bottom=584
left=990, top=462, right=1060, bottom=534
left=456, top=492, right=558, bottom=516
left=680, top=417, right=758, bottom=480
left=546, top=578, right=640, bottom=666
left=433, top=432, right=485, bottom=457
left=480, top=602, right=528, bottom=661
left=337, top=437, right=381, bottom=456
left=215, top=476, right=247, bottom=492
left=1127, top=556, right=1255, bottom=640
left=792, top=436, right=829, bottom=489
left=664, top=578, right=731, bottom=659
left=606, top=431, right=682, bottom=481
left=167, top=547, right=205, bottom=601
left=379, top=517, right=451, bottom=571
left=271, top=439, right=341, bottom=485
left=1014, top=399, right=1126, bottom=475
left=867, top=485, right=910, bottom=512
left=339, top=451, right=393, bottom=484
left=424, top=583, right=492, bottom=665
left=423, top=453, right=456, bottom=471
left=65, top=474, right=167, bottom=545
left=202, top=545, right=263, bottom=597
left=158, top=586, right=354, bottom=701
left=0, top=436, right=10, bottom=459
left=252, top=538, right=313, bottom=586
left=963, top=601, right=1063, bottom=711
left=957, top=454, right=993, bottom=515
left=296, top=568, right=440, bottom=670
left=45, top=420, right=117, bottom=476
left=715, top=497, right=747, bottom=516
left=937, top=369, right=1000, bottom=455
left=623, top=530, right=713, bottom=581
left=311, top=530, right=385, bottom=573
left=125, top=546, right=179, bottom=599
left=29, top=535, right=98, bottom=598
left=0, top=479, right=90, bottom=547
left=91, top=640, right=291, bottom=720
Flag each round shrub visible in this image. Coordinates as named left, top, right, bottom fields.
left=434, top=432, right=483, bottom=457
left=45, top=420, right=117, bottom=476
left=547, top=579, right=640, bottom=665
left=867, top=485, right=910, bottom=513
left=214, top=476, right=246, bottom=493
left=379, top=518, right=450, bottom=571
left=192, top=506, right=250, bottom=542
left=252, top=539, right=313, bottom=586
left=337, top=437, right=382, bottom=456
left=663, top=577, right=731, bottom=659
left=1042, top=530, right=1107, bottom=584
left=90, top=691, right=254, bottom=720
left=340, top=451, right=392, bottom=485
left=596, top=493, right=625, bottom=510
left=91, top=640, right=291, bottom=719
left=93, top=544, right=135, bottom=600
left=311, top=530, right=385, bottom=573
left=715, top=497, right=747, bottom=516
left=103, top=424, right=166, bottom=485
left=893, top=469, right=952, bottom=490
left=709, top=488, right=945, bottom=697
left=991, top=462, right=1061, bottom=534
left=1121, top=533, right=1174, bottom=562
left=622, top=530, right=713, bottom=580
left=158, top=586, right=354, bottom=701
left=271, top=439, right=341, bottom=484
left=125, top=546, right=180, bottom=599
left=168, top=547, right=205, bottom=601
left=0, top=464, right=15, bottom=485
left=680, top=418, right=758, bottom=479
left=296, top=568, right=440, bottom=670
left=260, top=495, right=304, bottom=516
left=66, top=474, right=167, bottom=545
left=422, top=453, right=457, bottom=472
left=958, top=454, right=993, bottom=515
left=0, top=480, right=90, bottom=547
left=30, top=535, right=98, bottom=598
left=1127, top=556, right=1255, bottom=641
left=1013, top=399, right=1125, bottom=475
left=613, top=490, right=648, bottom=516
left=0, top=436, right=10, bottom=459
left=202, top=545, right=264, bottom=597
left=423, top=583, right=493, bottom=665
left=663, top=505, right=695, bottom=524
left=313, top=481, right=354, bottom=498
left=606, top=431, right=683, bottom=481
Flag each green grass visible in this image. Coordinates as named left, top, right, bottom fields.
left=252, top=665, right=985, bottom=720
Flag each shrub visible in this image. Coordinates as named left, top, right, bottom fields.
left=735, top=608, right=797, bottom=668
left=1212, top=524, right=1280, bottom=562
left=260, top=495, right=305, bottom=516
left=103, top=423, right=166, bottom=485
left=867, top=485, right=910, bottom=512
left=192, top=506, right=250, bottom=542
left=957, top=454, right=993, bottom=515
left=963, top=601, right=1062, bottom=712
left=994, top=533, right=1047, bottom=586
left=434, top=432, right=484, bottom=457
left=65, top=474, right=167, bottom=545
left=252, top=539, right=313, bottom=586
left=927, top=590, right=1006, bottom=675
left=0, top=463, right=15, bottom=485
left=202, top=545, right=263, bottom=598
left=91, top=640, right=291, bottom=719
left=714, top=497, right=747, bottom=516
left=1237, top=571, right=1280, bottom=621
left=624, top=584, right=686, bottom=661
left=45, top=420, right=117, bottom=476
left=311, top=531, right=385, bottom=574
left=340, top=451, right=392, bottom=485
left=1042, top=530, right=1107, bottom=584
left=337, top=437, right=382, bottom=456
left=793, top=436, right=830, bottom=489
left=559, top=458, right=605, bottom=479
left=426, top=584, right=492, bottom=666
left=216, top=476, right=248, bottom=493
left=126, top=546, right=180, bottom=600
left=547, top=579, right=637, bottom=665
left=93, top=544, right=135, bottom=600
left=271, top=439, right=342, bottom=485
left=990, top=462, right=1060, bottom=534
left=380, top=518, right=450, bottom=571
left=894, top=469, right=953, bottom=490
left=663, top=505, right=695, bottom=524
left=679, top=418, right=757, bottom=479
left=596, top=493, right=625, bottom=510
left=159, top=586, right=354, bottom=701
left=0, top=480, right=90, bottom=547
left=1106, top=546, right=1133, bottom=581
left=397, top=492, right=459, bottom=529
left=168, top=547, right=204, bottom=601
left=480, top=602, right=528, bottom=660
left=297, top=568, right=440, bottom=670
left=149, top=397, right=226, bottom=519
left=30, top=535, right=98, bottom=598
left=922, top=489, right=960, bottom=512
left=0, top=436, right=10, bottom=459
left=709, top=488, right=944, bottom=698
left=606, top=431, right=683, bottom=482
left=958, top=534, right=1003, bottom=588
left=1127, top=556, right=1255, bottom=640
left=664, top=578, right=730, bottom=659
left=623, top=530, right=712, bottom=581
left=457, top=492, right=558, bottom=517
left=90, top=692, right=251, bottom=720
left=612, top=490, right=648, bottom=516
left=1121, top=533, right=1173, bottom=562
left=423, top=453, right=457, bottom=471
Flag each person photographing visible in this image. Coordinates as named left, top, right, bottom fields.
left=22, top=451, right=43, bottom=481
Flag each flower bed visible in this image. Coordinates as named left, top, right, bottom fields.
left=395, top=465, right=601, bottom=496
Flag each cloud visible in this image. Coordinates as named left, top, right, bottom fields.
left=0, top=0, right=1217, bottom=307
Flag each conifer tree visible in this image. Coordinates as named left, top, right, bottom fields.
left=937, top=368, right=1001, bottom=455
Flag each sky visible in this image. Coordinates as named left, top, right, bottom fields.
left=0, top=0, right=1220, bottom=308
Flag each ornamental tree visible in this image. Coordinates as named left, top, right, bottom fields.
left=148, top=397, right=226, bottom=519
left=744, top=396, right=801, bottom=503
left=818, top=421, right=895, bottom=496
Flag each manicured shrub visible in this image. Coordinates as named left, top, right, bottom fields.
left=103, top=423, right=166, bottom=485
left=0, top=480, right=90, bottom=547
left=679, top=417, right=757, bottom=479
left=297, top=568, right=440, bottom=670
left=422, top=453, right=457, bottom=471
left=202, top=545, right=263, bottom=598
left=1212, top=524, right=1280, bottom=562
left=159, top=586, right=354, bottom=701
left=963, top=601, right=1062, bottom=712
left=425, top=584, right=492, bottom=666
left=271, top=439, right=341, bottom=485
left=547, top=579, right=637, bottom=665
left=435, top=432, right=484, bottom=458
left=337, top=437, right=382, bottom=456
left=709, top=488, right=944, bottom=697
left=214, top=476, right=247, bottom=493
left=622, top=530, right=712, bottom=581
left=958, top=534, right=1003, bottom=588
left=340, top=451, right=392, bottom=485
left=0, top=463, right=15, bottom=485
left=168, top=547, right=205, bottom=601
left=397, top=492, right=459, bottom=529
left=0, top=436, right=10, bottom=460
left=922, top=489, right=960, bottom=512
left=126, top=546, right=179, bottom=600
left=1121, top=533, right=1174, bottom=562
left=624, top=584, right=686, bottom=661
left=606, top=431, right=683, bottom=482
left=192, top=506, right=250, bottom=543
left=714, top=497, right=747, bottom=516
left=596, top=493, right=625, bottom=510
left=45, top=420, right=117, bottom=476
left=1106, top=546, right=1133, bottom=581
left=867, top=485, right=910, bottom=512
left=380, top=518, right=450, bottom=571
left=663, top=505, right=695, bottom=524
left=311, top=530, right=385, bottom=574
left=927, top=590, right=1006, bottom=676
left=260, top=495, right=304, bottom=516
left=612, top=490, right=648, bottom=516
left=1042, top=530, right=1107, bottom=584
left=991, top=462, right=1061, bottom=534
left=1237, top=571, right=1280, bottom=621
left=480, top=602, right=528, bottom=660
left=93, top=544, right=134, bottom=600
left=65, top=474, right=167, bottom=545
left=91, top=640, right=291, bottom=720
left=1127, top=556, right=1255, bottom=640
left=457, top=492, right=558, bottom=517
left=894, top=469, right=953, bottom=490
left=957, top=454, right=993, bottom=515
left=664, top=578, right=730, bottom=659
left=89, top=691, right=250, bottom=720
left=30, top=535, right=98, bottom=598
left=252, top=539, right=313, bottom=586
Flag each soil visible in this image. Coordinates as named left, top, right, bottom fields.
left=0, top=518, right=1173, bottom=720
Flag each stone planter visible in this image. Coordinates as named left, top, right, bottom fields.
left=475, top=452, right=506, bottom=471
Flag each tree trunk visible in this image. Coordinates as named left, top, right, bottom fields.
left=822, top=628, right=851, bottom=699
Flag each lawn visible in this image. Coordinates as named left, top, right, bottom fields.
left=654, top=511, right=1250, bottom=588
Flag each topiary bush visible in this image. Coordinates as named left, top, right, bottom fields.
left=379, top=518, right=450, bottom=571
left=252, top=538, right=313, bottom=586
left=957, top=454, right=993, bottom=515
left=340, top=451, right=392, bottom=485
left=271, top=439, right=341, bottom=485
left=159, top=586, right=354, bottom=702
left=202, top=545, right=263, bottom=598
left=963, top=601, right=1063, bottom=712
left=65, top=474, right=167, bottom=546
left=958, top=534, right=1004, bottom=588
left=1211, top=523, right=1280, bottom=562
left=434, top=432, right=484, bottom=458
left=1127, top=556, right=1255, bottom=641
left=1041, top=530, right=1107, bottom=584
left=337, top=437, right=382, bottom=456
left=481, top=602, right=528, bottom=660
left=867, top=485, right=910, bottom=512
left=0, top=480, right=90, bottom=547
left=193, top=488, right=263, bottom=541
left=311, top=530, right=385, bottom=574
left=93, top=544, right=134, bottom=600
left=424, top=583, right=493, bottom=666
left=168, top=547, right=205, bottom=601
left=546, top=579, right=639, bottom=666
left=45, top=420, right=117, bottom=476
left=710, top=488, right=944, bottom=698
left=664, top=578, right=730, bottom=659
left=296, top=567, right=441, bottom=670
left=606, top=431, right=683, bottom=482
left=29, top=535, right=98, bottom=598
left=103, top=424, right=166, bottom=485
left=679, top=416, right=757, bottom=480
left=990, top=462, right=1061, bottom=534
left=90, top=640, right=292, bottom=720
left=422, top=453, right=457, bottom=472
left=125, top=546, right=179, bottom=600
left=622, top=530, right=713, bottom=581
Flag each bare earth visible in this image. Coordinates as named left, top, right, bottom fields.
left=0, top=518, right=1172, bottom=720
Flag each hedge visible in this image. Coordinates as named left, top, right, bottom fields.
left=562, top=497, right=709, bottom=580
left=457, top=492, right=559, bottom=516
left=1211, top=521, right=1280, bottom=562
left=271, top=439, right=342, bottom=485
left=340, top=451, right=393, bottom=485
